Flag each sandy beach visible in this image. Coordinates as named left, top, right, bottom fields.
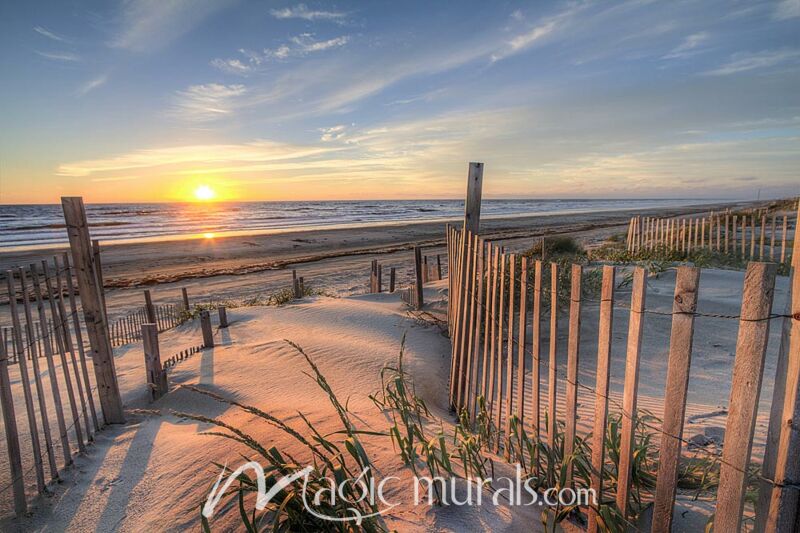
left=0, top=200, right=750, bottom=326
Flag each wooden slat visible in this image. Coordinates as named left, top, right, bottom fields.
left=29, top=263, right=73, bottom=467
left=563, top=264, right=582, bottom=487
left=487, top=247, right=499, bottom=422
left=770, top=214, right=777, bottom=261
left=42, top=260, right=86, bottom=453
left=547, top=262, right=558, bottom=481
left=587, top=265, right=615, bottom=533
left=467, top=237, right=484, bottom=418
left=616, top=267, right=647, bottom=519
left=781, top=215, right=788, bottom=264
left=449, top=229, right=468, bottom=408
left=480, top=243, right=494, bottom=406
left=6, top=269, right=47, bottom=492
left=504, top=253, right=516, bottom=458
left=652, top=266, right=701, bottom=533
left=0, top=312, right=27, bottom=515
left=517, top=256, right=528, bottom=423
left=715, top=262, right=778, bottom=532
left=494, top=253, right=506, bottom=453
left=530, top=260, right=543, bottom=474
left=456, top=237, right=476, bottom=410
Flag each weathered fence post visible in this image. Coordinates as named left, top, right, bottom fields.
left=144, top=289, right=156, bottom=323
left=218, top=306, right=229, bottom=328
left=616, top=267, right=646, bottom=520
left=563, top=263, right=582, bottom=486
left=715, top=262, right=777, bottom=532
left=652, top=266, right=701, bottom=532
left=464, top=162, right=483, bottom=234
left=759, top=202, right=800, bottom=532
left=389, top=267, right=396, bottom=293
left=414, top=246, right=424, bottom=310
left=587, top=265, right=615, bottom=533
left=92, top=239, right=109, bottom=321
left=200, top=310, right=214, bottom=348
left=142, top=323, right=168, bottom=401
left=61, top=197, right=125, bottom=424
left=182, top=287, right=190, bottom=311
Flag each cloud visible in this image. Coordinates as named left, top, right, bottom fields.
left=662, top=32, right=709, bottom=59
left=318, top=124, right=348, bottom=141
left=217, top=34, right=350, bottom=74
left=491, top=5, right=581, bottom=62
left=111, top=0, right=234, bottom=52
left=33, top=26, right=71, bottom=43
left=704, top=49, right=800, bottom=75
left=171, top=83, right=247, bottom=122
left=57, top=140, right=345, bottom=177
left=265, top=34, right=350, bottom=60
left=78, top=74, right=108, bottom=96
left=774, top=0, right=800, bottom=20
left=270, top=4, right=347, bottom=24
left=210, top=58, right=253, bottom=75
left=35, top=50, right=81, bottom=62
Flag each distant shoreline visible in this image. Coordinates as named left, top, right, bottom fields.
left=0, top=198, right=736, bottom=253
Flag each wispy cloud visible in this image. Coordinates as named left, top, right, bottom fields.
left=318, top=124, right=349, bottom=141
left=214, top=34, right=350, bottom=75
left=774, top=0, right=800, bottom=20
left=35, top=50, right=81, bottom=62
left=210, top=58, right=253, bottom=75
left=705, top=48, right=800, bottom=75
left=170, top=83, right=247, bottom=122
left=57, top=141, right=344, bottom=177
left=111, top=0, right=234, bottom=52
left=33, top=26, right=71, bottom=43
left=663, top=32, right=709, bottom=59
left=265, top=34, right=350, bottom=60
left=491, top=5, right=581, bottom=62
left=78, top=74, right=108, bottom=96
left=270, top=4, right=347, bottom=24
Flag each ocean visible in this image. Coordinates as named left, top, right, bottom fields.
left=0, top=199, right=718, bottom=251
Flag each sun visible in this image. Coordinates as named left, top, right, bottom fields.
left=193, top=185, right=216, bottom=201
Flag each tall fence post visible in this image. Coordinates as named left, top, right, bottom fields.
left=200, top=310, right=215, bottom=348
left=616, top=267, right=647, bottom=519
left=142, top=323, right=168, bottom=401
left=587, top=265, right=615, bottom=533
left=464, top=162, right=484, bottom=235
left=218, top=306, right=229, bottom=328
left=182, top=287, right=190, bottom=311
left=414, top=246, right=424, bottom=310
left=760, top=202, right=800, bottom=532
left=144, top=289, right=156, bottom=323
left=715, top=262, right=778, bottom=532
left=61, top=197, right=125, bottom=424
left=651, top=266, right=701, bottom=532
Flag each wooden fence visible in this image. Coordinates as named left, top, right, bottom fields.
left=1, top=256, right=103, bottom=515
left=446, top=218, right=799, bottom=531
left=109, top=303, right=184, bottom=347
left=625, top=207, right=796, bottom=264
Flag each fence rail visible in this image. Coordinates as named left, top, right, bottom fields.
left=446, top=210, right=800, bottom=531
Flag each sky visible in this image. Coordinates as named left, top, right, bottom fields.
left=0, top=0, right=799, bottom=204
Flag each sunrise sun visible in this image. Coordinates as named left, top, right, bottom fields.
left=193, top=185, right=216, bottom=201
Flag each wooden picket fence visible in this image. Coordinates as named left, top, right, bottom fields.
left=109, top=302, right=184, bottom=347
left=1, top=255, right=103, bottom=516
left=446, top=219, right=799, bottom=531
left=626, top=207, right=796, bottom=264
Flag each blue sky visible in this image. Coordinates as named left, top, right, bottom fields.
left=1, top=0, right=799, bottom=203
